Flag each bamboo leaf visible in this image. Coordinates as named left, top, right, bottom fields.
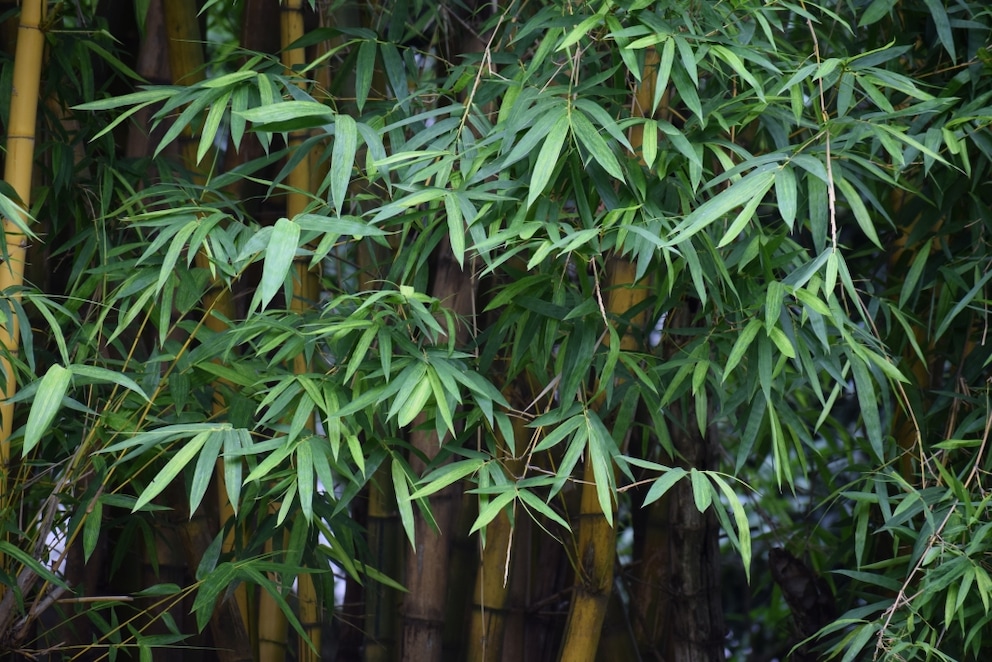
left=392, top=458, right=416, bottom=547
left=470, top=489, right=516, bottom=534
left=850, top=356, right=883, bottom=462
left=716, top=176, right=773, bottom=247
left=0, top=541, right=69, bottom=590
left=558, top=14, right=602, bottom=51
left=190, top=429, right=223, bottom=516
left=252, top=216, right=301, bottom=312
left=223, top=429, right=245, bottom=515
left=395, top=372, right=432, bottom=428
left=676, top=168, right=776, bottom=244
left=297, top=439, right=315, bottom=522
left=197, top=89, right=231, bottom=164
left=723, top=318, right=763, bottom=381
left=133, top=430, right=212, bottom=512
left=643, top=467, right=687, bottom=507
left=935, top=267, right=992, bottom=340
left=157, top=220, right=198, bottom=295
left=775, top=165, right=797, bottom=230
left=571, top=109, right=624, bottom=180
left=709, top=473, right=752, bottom=581
left=834, top=175, right=882, bottom=248
left=859, top=0, right=896, bottom=26
left=70, top=364, right=149, bottom=401
left=410, top=459, right=485, bottom=499
left=518, top=488, right=570, bottom=530
left=331, top=114, right=357, bottom=215
left=690, top=469, right=713, bottom=512
left=83, top=498, right=102, bottom=563
left=528, top=112, right=569, bottom=208
left=23, top=364, right=71, bottom=456
left=922, top=0, right=956, bottom=61
left=236, top=100, right=335, bottom=131
left=355, top=39, right=375, bottom=112
left=444, top=192, right=465, bottom=268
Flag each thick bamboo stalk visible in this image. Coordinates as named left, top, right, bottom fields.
left=365, top=472, right=401, bottom=662
left=465, top=420, right=525, bottom=661
left=361, top=242, right=402, bottom=662
left=557, top=458, right=617, bottom=662
left=558, top=45, right=658, bottom=656
left=0, top=0, right=45, bottom=493
left=279, top=3, right=324, bottom=661
left=401, top=237, right=476, bottom=662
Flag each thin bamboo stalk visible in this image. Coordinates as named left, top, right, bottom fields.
left=0, top=0, right=45, bottom=498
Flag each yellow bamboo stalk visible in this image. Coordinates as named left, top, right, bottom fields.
left=272, top=3, right=323, bottom=661
left=465, top=416, right=526, bottom=661
left=0, top=0, right=44, bottom=493
left=401, top=238, right=475, bottom=662
left=558, top=46, right=658, bottom=661
left=0, top=0, right=44, bottom=605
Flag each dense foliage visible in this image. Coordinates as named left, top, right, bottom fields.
left=1, top=0, right=992, bottom=659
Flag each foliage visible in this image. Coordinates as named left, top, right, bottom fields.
left=2, top=0, right=992, bottom=659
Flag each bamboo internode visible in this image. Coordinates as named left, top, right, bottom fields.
left=1, top=0, right=44, bottom=487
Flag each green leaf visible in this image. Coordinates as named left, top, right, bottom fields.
left=529, top=112, right=569, bottom=208
left=252, top=216, right=301, bottom=312
left=922, top=0, right=956, bottom=61
left=935, top=267, right=992, bottom=341
left=557, top=14, right=602, bottom=51
left=396, top=373, right=433, bottom=428
left=157, top=220, right=198, bottom=295
left=723, top=318, right=763, bottom=381
left=190, top=429, right=223, bottom=516
left=643, top=467, right=687, bottom=507
left=850, top=356, right=883, bottom=462
left=410, top=459, right=484, bottom=500
left=775, top=165, right=797, bottom=229
left=709, top=473, right=752, bottom=581
left=297, top=439, right=314, bottom=522
left=0, top=541, right=69, bottom=590
left=331, top=114, right=357, bottom=215
left=690, top=469, right=712, bottom=512
left=571, top=109, right=624, bottom=180
left=355, top=40, right=376, bottom=112
left=444, top=192, right=465, bottom=268
left=518, top=488, right=570, bottom=530
left=834, top=175, right=882, bottom=248
left=717, top=174, right=774, bottom=247
left=133, top=430, right=211, bottom=512
left=470, top=489, right=516, bottom=534
left=392, top=458, right=416, bottom=548
left=859, top=0, right=895, bottom=26
left=83, top=497, right=102, bottom=563
left=24, top=364, right=71, bottom=456
left=223, top=429, right=246, bottom=514
left=236, top=100, right=335, bottom=131
left=676, top=168, right=776, bottom=244
left=70, top=364, right=149, bottom=401
left=197, top=89, right=231, bottom=164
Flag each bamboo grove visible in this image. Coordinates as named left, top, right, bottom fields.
left=1, top=0, right=992, bottom=660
